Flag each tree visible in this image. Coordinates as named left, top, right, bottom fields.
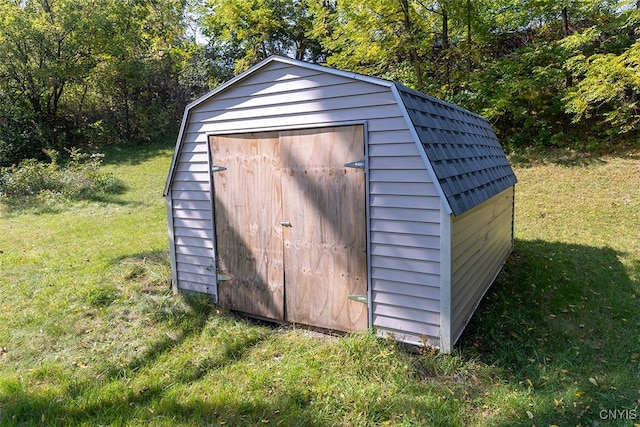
left=0, top=0, right=97, bottom=128
left=88, top=0, right=192, bottom=142
left=201, top=0, right=324, bottom=73
left=563, top=9, right=640, bottom=134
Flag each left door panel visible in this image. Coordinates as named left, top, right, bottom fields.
left=210, top=133, right=285, bottom=320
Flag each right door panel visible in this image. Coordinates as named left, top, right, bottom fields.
left=279, top=126, right=368, bottom=331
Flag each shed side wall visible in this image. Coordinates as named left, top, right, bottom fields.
left=450, top=186, right=515, bottom=343
left=168, top=138, right=217, bottom=295
left=171, top=61, right=443, bottom=346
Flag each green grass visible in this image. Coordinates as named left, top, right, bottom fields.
left=1, top=143, right=639, bottom=426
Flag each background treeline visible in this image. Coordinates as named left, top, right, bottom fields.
left=1, top=0, right=639, bottom=166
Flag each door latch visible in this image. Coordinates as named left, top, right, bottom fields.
left=280, top=221, right=292, bottom=227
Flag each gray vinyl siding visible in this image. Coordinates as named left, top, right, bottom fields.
left=450, top=186, right=515, bottom=342
left=167, top=136, right=217, bottom=295
left=168, top=60, right=443, bottom=344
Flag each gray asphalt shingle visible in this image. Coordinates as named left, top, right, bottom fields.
left=395, top=83, right=517, bottom=216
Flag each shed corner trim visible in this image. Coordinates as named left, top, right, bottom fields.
left=439, top=204, right=453, bottom=353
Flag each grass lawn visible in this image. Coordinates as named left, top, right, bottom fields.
left=1, top=143, right=638, bottom=426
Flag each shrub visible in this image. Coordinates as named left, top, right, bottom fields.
left=0, top=149, right=127, bottom=210
left=0, top=103, right=50, bottom=168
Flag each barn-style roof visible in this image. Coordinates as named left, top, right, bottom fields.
left=394, top=84, right=517, bottom=216
left=165, top=56, right=516, bottom=216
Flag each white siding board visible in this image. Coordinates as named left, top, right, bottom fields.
left=369, top=156, right=426, bottom=170
left=173, top=226, right=213, bottom=239
left=175, top=235, right=214, bottom=249
left=213, top=70, right=343, bottom=99
left=171, top=182, right=210, bottom=193
left=373, top=303, right=440, bottom=324
left=370, top=218, right=440, bottom=236
left=173, top=218, right=212, bottom=229
left=168, top=121, right=216, bottom=296
left=370, top=244, right=439, bottom=263
left=370, top=194, right=440, bottom=210
left=176, top=253, right=215, bottom=267
left=173, top=171, right=209, bottom=182
left=369, top=169, right=432, bottom=183
left=372, top=279, right=440, bottom=300
left=451, top=188, right=513, bottom=268
left=373, top=291, right=440, bottom=313
left=176, top=162, right=209, bottom=173
left=371, top=267, right=440, bottom=287
left=224, top=84, right=390, bottom=111
left=372, top=255, right=440, bottom=275
left=178, top=280, right=216, bottom=295
left=176, top=261, right=215, bottom=275
left=452, top=188, right=511, bottom=231
left=368, top=143, right=423, bottom=157
left=171, top=190, right=210, bottom=201
left=178, top=151, right=209, bottom=163
left=181, top=132, right=208, bottom=144
left=367, top=117, right=412, bottom=132
left=176, top=244, right=214, bottom=258
left=173, top=180, right=209, bottom=193
left=367, top=130, right=414, bottom=145
left=370, top=206, right=441, bottom=223
left=186, top=107, right=402, bottom=135
left=172, top=209, right=212, bottom=220
left=451, top=198, right=513, bottom=254
left=172, top=200, right=211, bottom=211
left=372, top=314, right=441, bottom=339
left=179, top=141, right=208, bottom=154
left=371, top=231, right=440, bottom=249
left=369, top=181, right=439, bottom=197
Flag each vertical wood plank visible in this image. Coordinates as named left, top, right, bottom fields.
left=210, top=133, right=285, bottom=320
left=280, top=126, right=368, bottom=331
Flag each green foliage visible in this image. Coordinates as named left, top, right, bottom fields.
left=201, top=0, right=324, bottom=73
left=307, top=0, right=639, bottom=148
left=0, top=0, right=638, bottom=161
left=0, top=0, right=206, bottom=161
left=468, top=41, right=570, bottom=147
left=0, top=148, right=127, bottom=211
left=564, top=35, right=640, bottom=133
left=0, top=102, right=50, bottom=167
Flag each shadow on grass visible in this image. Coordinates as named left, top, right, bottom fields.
left=1, top=240, right=638, bottom=426
left=0, top=193, right=137, bottom=216
left=509, top=143, right=640, bottom=168
left=0, top=285, right=274, bottom=426
left=100, top=138, right=176, bottom=167
left=460, top=238, right=640, bottom=425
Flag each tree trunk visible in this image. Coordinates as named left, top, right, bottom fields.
left=400, top=0, right=423, bottom=89
left=466, top=0, right=472, bottom=76
left=562, top=7, right=573, bottom=88
left=561, top=7, right=569, bottom=36
left=442, top=5, right=449, bottom=86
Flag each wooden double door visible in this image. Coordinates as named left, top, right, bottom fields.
left=210, top=126, right=368, bottom=332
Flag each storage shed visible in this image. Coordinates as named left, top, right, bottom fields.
left=163, top=55, right=517, bottom=353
